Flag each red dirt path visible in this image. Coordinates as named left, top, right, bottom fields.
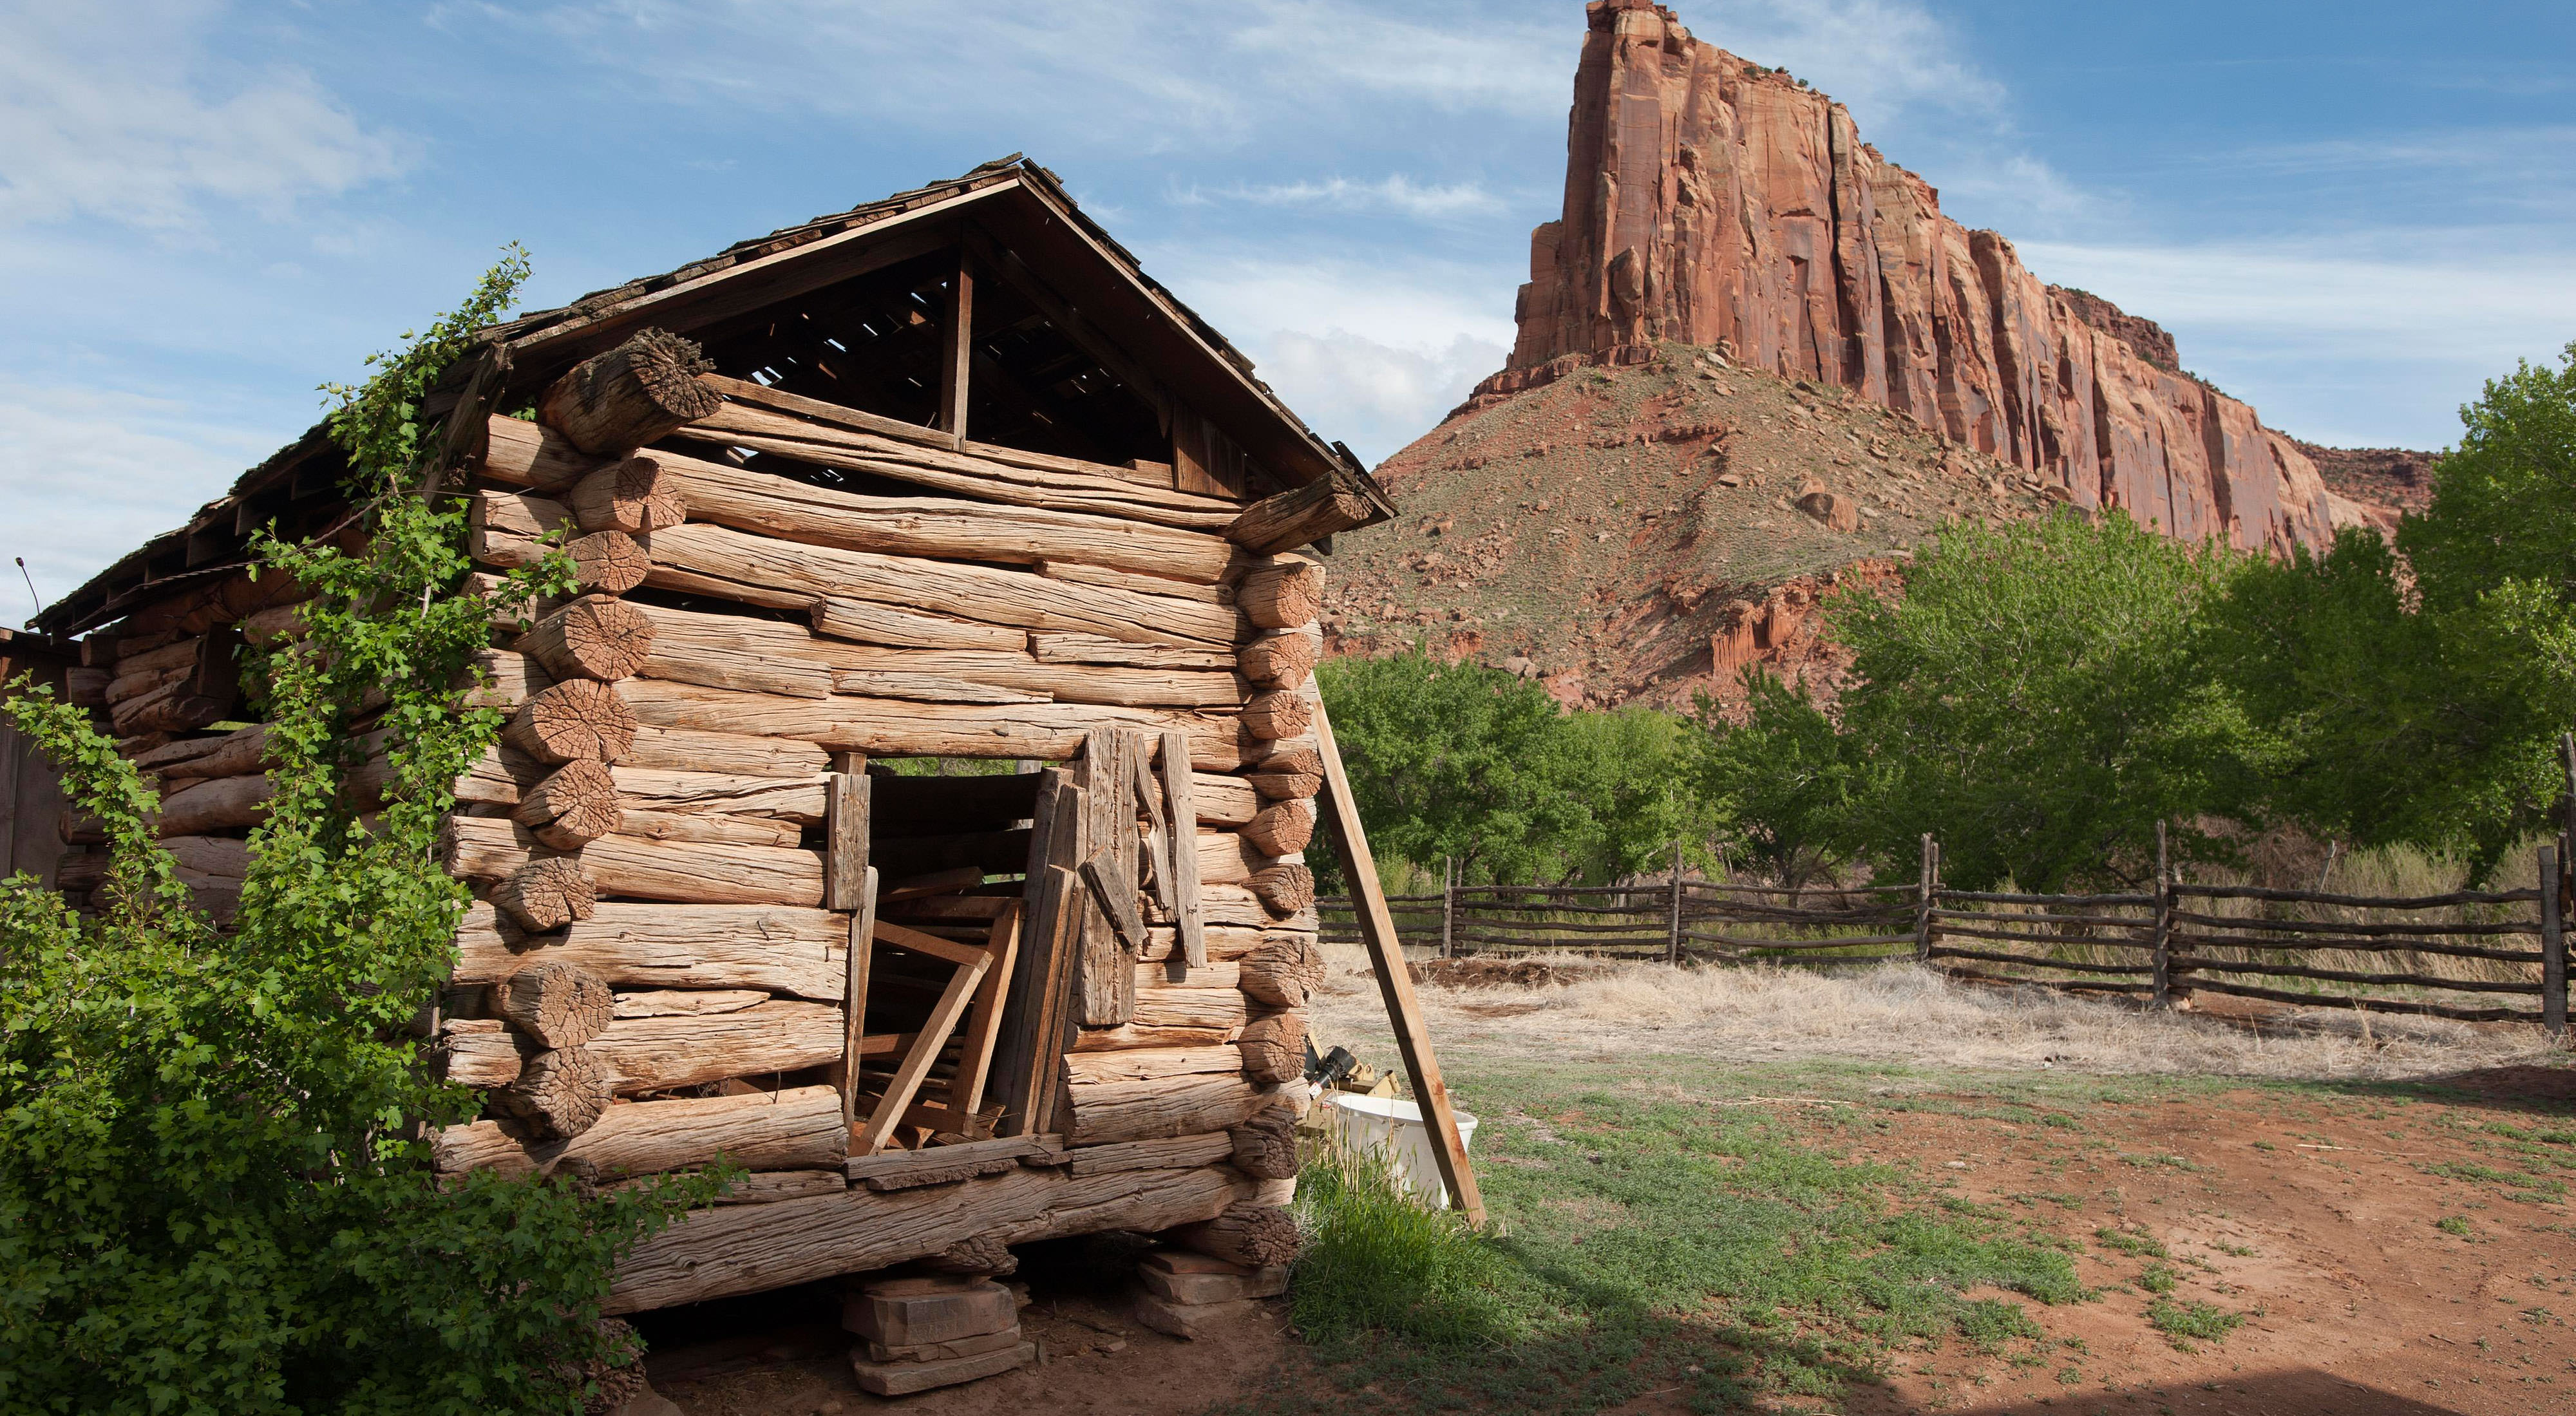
left=643, top=1068, right=2575, bottom=1415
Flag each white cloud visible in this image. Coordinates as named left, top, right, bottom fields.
left=2021, top=234, right=2576, bottom=361
left=1253, top=330, right=1507, bottom=466
left=1151, top=250, right=1519, bottom=357
left=0, top=386, right=278, bottom=619
left=1175, top=175, right=1507, bottom=220
left=1225, top=3, right=1566, bottom=113
left=1145, top=247, right=1519, bottom=462
left=454, top=0, right=1567, bottom=155
left=1934, top=153, right=2116, bottom=228
left=0, top=2, right=409, bottom=230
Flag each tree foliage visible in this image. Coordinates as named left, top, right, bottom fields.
left=1690, top=670, right=1855, bottom=892
left=2210, top=343, right=2576, bottom=876
left=1822, top=511, right=2252, bottom=892
left=0, top=250, right=719, bottom=1415
left=2401, top=341, right=2576, bottom=613
left=1316, top=651, right=1715, bottom=887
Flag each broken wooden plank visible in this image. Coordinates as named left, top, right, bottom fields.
left=1159, top=729, right=1208, bottom=968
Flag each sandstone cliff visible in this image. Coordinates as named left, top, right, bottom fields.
left=1476, top=0, right=2340, bottom=556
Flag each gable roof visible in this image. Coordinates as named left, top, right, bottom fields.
left=36, top=156, right=1362, bottom=637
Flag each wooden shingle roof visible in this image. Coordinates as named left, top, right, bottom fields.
left=36, top=156, right=1361, bottom=637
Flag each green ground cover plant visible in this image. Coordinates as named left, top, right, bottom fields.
left=2145, top=1298, right=2244, bottom=1350
left=0, top=254, right=717, bottom=1414
left=1255, top=1061, right=2087, bottom=1414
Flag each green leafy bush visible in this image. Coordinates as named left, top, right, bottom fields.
left=0, top=252, right=718, bottom=1415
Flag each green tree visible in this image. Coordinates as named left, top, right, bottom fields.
left=1549, top=704, right=1723, bottom=883
left=1315, top=651, right=1710, bottom=887
left=1691, top=668, right=1856, bottom=892
left=2200, top=528, right=2483, bottom=857
left=2208, top=342, right=2576, bottom=876
left=1826, top=511, right=2253, bottom=892
left=0, top=254, right=716, bottom=1415
left=2401, top=341, right=2576, bottom=612
left=1318, top=652, right=1593, bottom=886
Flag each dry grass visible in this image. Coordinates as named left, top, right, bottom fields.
left=1307, top=946, right=2559, bottom=1083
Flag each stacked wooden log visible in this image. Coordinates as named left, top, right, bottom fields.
left=1130, top=1248, right=1291, bottom=1341
left=55, top=612, right=298, bottom=921
left=843, top=1274, right=1035, bottom=1395
left=428, top=333, right=851, bottom=1179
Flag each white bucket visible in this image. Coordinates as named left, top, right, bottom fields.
left=1322, top=1092, right=1479, bottom=1209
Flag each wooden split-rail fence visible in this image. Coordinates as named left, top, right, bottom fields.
left=1319, top=835, right=2574, bottom=1035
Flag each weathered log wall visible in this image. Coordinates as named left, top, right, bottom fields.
left=54, top=327, right=1345, bottom=1314
left=443, top=345, right=1331, bottom=1306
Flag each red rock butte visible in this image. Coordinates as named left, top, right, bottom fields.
left=1477, top=0, right=2341, bottom=554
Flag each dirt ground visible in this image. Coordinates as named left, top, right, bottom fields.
left=638, top=966, right=2576, bottom=1415
left=637, top=1239, right=1300, bottom=1416
left=1836, top=1066, right=2576, bottom=1415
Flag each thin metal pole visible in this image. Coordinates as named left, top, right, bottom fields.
left=2543, top=844, right=2566, bottom=1040
left=2152, top=821, right=2173, bottom=1007
left=1913, top=833, right=1937, bottom=961
left=1666, top=841, right=1685, bottom=965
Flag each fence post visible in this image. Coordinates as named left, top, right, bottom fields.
left=1913, top=833, right=1937, bottom=961
left=2152, top=821, right=2172, bottom=1008
left=1440, top=855, right=1455, bottom=959
left=2544, top=844, right=2567, bottom=1040
left=1667, top=841, right=1685, bottom=965
left=2559, top=734, right=2576, bottom=916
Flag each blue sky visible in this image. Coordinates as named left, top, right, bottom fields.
left=6, top=0, right=2574, bottom=623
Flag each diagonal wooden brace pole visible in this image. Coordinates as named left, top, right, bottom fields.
left=1312, top=700, right=1487, bottom=1226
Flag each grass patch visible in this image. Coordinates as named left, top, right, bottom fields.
left=2146, top=1298, right=2244, bottom=1351
left=1253, top=1062, right=2088, bottom=1414
left=2120, top=1152, right=2202, bottom=1172
left=2436, top=1214, right=2474, bottom=1237
left=2138, top=1263, right=2179, bottom=1293
left=2427, top=1160, right=2570, bottom=1200
left=1288, top=1138, right=1519, bottom=1350
left=1956, top=1298, right=2043, bottom=1352
left=2094, top=1224, right=2169, bottom=1258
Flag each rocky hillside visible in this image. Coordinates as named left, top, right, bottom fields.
left=1326, top=343, right=2054, bottom=711
left=2293, top=440, right=2440, bottom=534
left=1323, top=0, right=2433, bottom=713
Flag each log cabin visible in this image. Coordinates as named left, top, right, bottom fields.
left=12, top=156, right=1399, bottom=1314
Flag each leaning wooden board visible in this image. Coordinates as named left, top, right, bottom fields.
left=1312, top=700, right=1486, bottom=1225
